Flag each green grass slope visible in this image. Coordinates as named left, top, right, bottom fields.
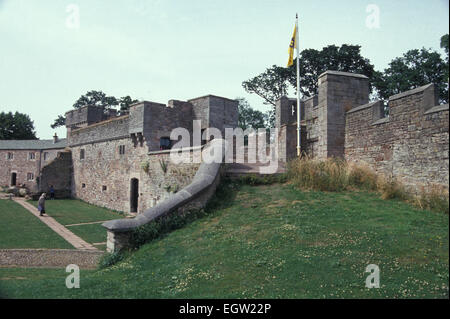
left=1, top=182, right=448, bottom=298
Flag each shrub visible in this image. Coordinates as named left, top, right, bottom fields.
left=287, top=156, right=348, bottom=192
left=377, top=177, right=408, bottom=201
left=98, top=251, right=128, bottom=269
left=141, top=161, right=150, bottom=174
left=348, top=163, right=379, bottom=191
left=414, top=185, right=449, bottom=214
left=237, top=173, right=287, bottom=186
left=287, top=157, right=431, bottom=206
left=129, top=208, right=209, bottom=249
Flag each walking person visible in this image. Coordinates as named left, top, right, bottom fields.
left=38, top=193, right=46, bottom=216
left=49, top=185, right=55, bottom=200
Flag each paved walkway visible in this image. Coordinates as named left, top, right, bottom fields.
left=226, top=161, right=286, bottom=177
left=13, top=198, right=98, bottom=251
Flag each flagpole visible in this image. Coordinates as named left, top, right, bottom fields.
left=296, top=13, right=301, bottom=157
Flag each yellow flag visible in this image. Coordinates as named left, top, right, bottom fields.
left=287, top=24, right=297, bottom=67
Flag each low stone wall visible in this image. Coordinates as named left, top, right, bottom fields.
left=102, top=139, right=226, bottom=253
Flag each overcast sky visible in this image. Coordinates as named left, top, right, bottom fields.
left=0, top=0, right=449, bottom=139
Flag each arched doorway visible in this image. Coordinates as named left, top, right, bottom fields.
left=130, top=178, right=139, bottom=213
left=11, top=172, right=17, bottom=186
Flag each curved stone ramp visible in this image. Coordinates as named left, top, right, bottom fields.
left=102, top=139, right=227, bottom=252
left=0, top=249, right=103, bottom=269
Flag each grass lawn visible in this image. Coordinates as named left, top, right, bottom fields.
left=0, top=200, right=73, bottom=249
left=28, top=199, right=124, bottom=225
left=1, top=182, right=448, bottom=298
left=27, top=199, right=124, bottom=249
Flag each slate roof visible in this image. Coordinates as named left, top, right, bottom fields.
left=0, top=139, right=67, bottom=150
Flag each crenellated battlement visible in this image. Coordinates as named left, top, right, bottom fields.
left=276, top=70, right=449, bottom=192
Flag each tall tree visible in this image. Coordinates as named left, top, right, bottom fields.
left=118, top=96, right=139, bottom=115
left=242, top=44, right=376, bottom=107
left=440, top=34, right=449, bottom=84
left=236, top=98, right=267, bottom=130
left=374, top=47, right=448, bottom=103
left=0, top=111, right=37, bottom=140
left=51, top=91, right=137, bottom=128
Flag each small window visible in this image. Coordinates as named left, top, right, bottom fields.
left=80, top=149, right=85, bottom=160
left=119, top=145, right=126, bottom=155
left=27, top=173, right=34, bottom=181
left=7, top=152, right=13, bottom=160
left=29, top=152, right=36, bottom=160
left=43, top=152, right=49, bottom=161
left=159, top=137, right=171, bottom=150
left=82, top=183, right=86, bottom=188
left=102, top=185, right=107, bottom=191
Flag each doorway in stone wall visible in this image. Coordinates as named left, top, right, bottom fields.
left=130, top=178, right=139, bottom=213
left=11, top=172, right=17, bottom=186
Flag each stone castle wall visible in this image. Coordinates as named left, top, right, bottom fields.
left=65, top=95, right=236, bottom=213
left=345, top=84, right=449, bottom=192
left=71, top=136, right=201, bottom=213
left=276, top=71, right=449, bottom=192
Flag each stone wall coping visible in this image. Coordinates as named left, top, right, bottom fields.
left=318, top=70, right=369, bottom=80
left=371, top=117, right=390, bottom=126
left=64, top=104, right=102, bottom=116
left=346, top=100, right=381, bottom=114
left=187, top=94, right=237, bottom=103
left=424, top=103, right=449, bottom=115
left=68, top=135, right=129, bottom=147
left=388, top=83, right=434, bottom=101
left=70, top=114, right=129, bottom=133
left=148, top=145, right=205, bottom=155
left=302, top=95, right=318, bottom=102
left=102, top=139, right=226, bottom=233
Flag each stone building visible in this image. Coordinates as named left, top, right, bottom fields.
left=0, top=134, right=69, bottom=195
left=277, top=70, right=449, bottom=192
left=65, top=94, right=238, bottom=214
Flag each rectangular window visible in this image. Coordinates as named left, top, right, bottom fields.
left=82, top=183, right=86, bottom=188
left=80, top=149, right=85, bottom=160
left=29, top=152, right=36, bottom=160
left=43, top=152, right=49, bottom=161
left=7, top=152, right=13, bottom=160
left=119, top=145, right=126, bottom=155
left=102, top=185, right=107, bottom=191
left=27, top=173, right=34, bottom=181
left=159, top=137, right=172, bottom=150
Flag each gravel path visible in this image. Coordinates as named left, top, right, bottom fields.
left=0, top=249, right=103, bottom=269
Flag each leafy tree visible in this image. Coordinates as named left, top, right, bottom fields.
left=288, top=45, right=376, bottom=98
left=440, top=34, right=449, bottom=83
left=242, top=66, right=290, bottom=107
left=118, top=96, right=139, bottom=115
left=51, top=115, right=66, bottom=129
left=441, top=34, right=449, bottom=61
left=236, top=98, right=267, bottom=130
left=51, top=91, right=137, bottom=128
left=72, top=90, right=117, bottom=109
left=0, top=111, right=37, bottom=140
left=374, top=47, right=448, bottom=103
left=242, top=44, right=376, bottom=107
